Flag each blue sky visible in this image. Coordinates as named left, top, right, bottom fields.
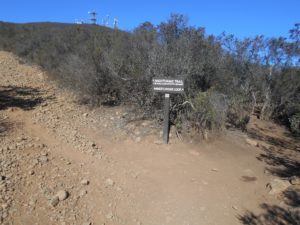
left=1, top=0, right=299, bottom=38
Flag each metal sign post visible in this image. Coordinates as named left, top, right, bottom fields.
left=152, top=78, right=184, bottom=144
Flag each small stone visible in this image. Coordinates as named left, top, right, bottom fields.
left=27, top=143, right=34, bottom=148
left=2, top=211, right=8, bottom=218
left=1, top=203, right=8, bottom=209
left=82, top=223, right=91, bottom=225
left=154, top=140, right=163, bottom=145
left=29, top=200, right=35, bottom=206
left=211, top=168, right=218, bottom=172
left=41, top=151, right=48, bottom=156
left=81, top=179, right=89, bottom=185
left=83, top=113, right=89, bottom=117
left=38, top=155, right=48, bottom=163
left=264, top=169, right=270, bottom=175
left=141, top=121, right=151, bottom=127
left=31, top=159, right=39, bottom=166
left=232, top=205, right=238, bottom=210
left=79, top=189, right=87, bottom=197
left=50, top=196, right=59, bottom=207
left=8, top=145, right=16, bottom=150
left=246, top=138, right=259, bottom=147
left=17, top=136, right=26, bottom=141
left=290, top=176, right=300, bottom=185
left=122, top=112, right=128, bottom=118
left=56, top=190, right=69, bottom=201
left=267, top=179, right=291, bottom=194
left=135, top=137, right=141, bottom=143
left=106, top=212, right=113, bottom=219
left=105, top=178, right=115, bottom=187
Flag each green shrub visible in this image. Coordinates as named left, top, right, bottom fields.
left=289, top=113, right=300, bottom=134
left=227, top=94, right=252, bottom=131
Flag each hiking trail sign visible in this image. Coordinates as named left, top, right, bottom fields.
left=152, top=78, right=184, bottom=144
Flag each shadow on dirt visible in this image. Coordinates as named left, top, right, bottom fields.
left=0, top=119, right=12, bottom=137
left=0, top=85, right=50, bottom=110
left=247, top=127, right=299, bottom=152
left=247, top=127, right=300, bottom=179
left=0, top=85, right=52, bottom=136
left=257, top=146, right=300, bottom=178
left=284, top=188, right=300, bottom=207
left=239, top=201, right=300, bottom=225
left=239, top=122, right=300, bottom=225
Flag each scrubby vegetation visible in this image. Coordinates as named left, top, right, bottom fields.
left=0, top=15, right=299, bottom=136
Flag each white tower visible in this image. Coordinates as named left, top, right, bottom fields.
left=113, top=18, right=119, bottom=29
left=88, top=11, right=97, bottom=24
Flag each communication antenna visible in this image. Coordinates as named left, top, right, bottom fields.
left=88, top=11, right=97, bottom=24
left=113, top=18, right=119, bottom=29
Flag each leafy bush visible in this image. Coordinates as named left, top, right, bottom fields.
left=289, top=113, right=300, bottom=134
left=227, top=93, right=252, bottom=131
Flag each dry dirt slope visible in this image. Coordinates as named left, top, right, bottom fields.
left=0, top=51, right=300, bottom=225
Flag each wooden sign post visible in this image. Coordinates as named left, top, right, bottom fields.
left=152, top=78, right=184, bottom=144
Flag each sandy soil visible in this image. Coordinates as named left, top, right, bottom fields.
left=0, top=51, right=299, bottom=225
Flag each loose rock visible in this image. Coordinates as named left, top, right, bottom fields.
left=290, top=176, right=300, bottom=185
left=81, top=179, right=89, bottom=185
left=246, top=138, right=259, bottom=147
left=50, top=196, right=59, bottom=207
left=105, top=178, right=115, bottom=187
left=1, top=203, right=8, bottom=209
left=106, top=212, right=113, bottom=219
left=267, top=178, right=291, bottom=194
left=79, top=189, right=87, bottom=197
left=56, top=190, right=69, bottom=201
left=38, top=155, right=48, bottom=163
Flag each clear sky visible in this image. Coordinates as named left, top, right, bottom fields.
left=1, top=0, right=299, bottom=38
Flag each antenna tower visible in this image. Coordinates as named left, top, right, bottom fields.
left=88, top=11, right=97, bottom=24
left=113, top=18, right=119, bottom=29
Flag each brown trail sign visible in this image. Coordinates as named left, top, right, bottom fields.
left=152, top=78, right=184, bottom=144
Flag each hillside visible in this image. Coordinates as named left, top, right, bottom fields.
left=1, top=20, right=299, bottom=138
left=1, top=51, right=300, bottom=224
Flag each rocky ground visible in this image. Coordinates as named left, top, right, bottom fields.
left=0, top=51, right=300, bottom=225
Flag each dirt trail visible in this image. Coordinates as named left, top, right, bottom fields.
left=0, top=51, right=299, bottom=225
